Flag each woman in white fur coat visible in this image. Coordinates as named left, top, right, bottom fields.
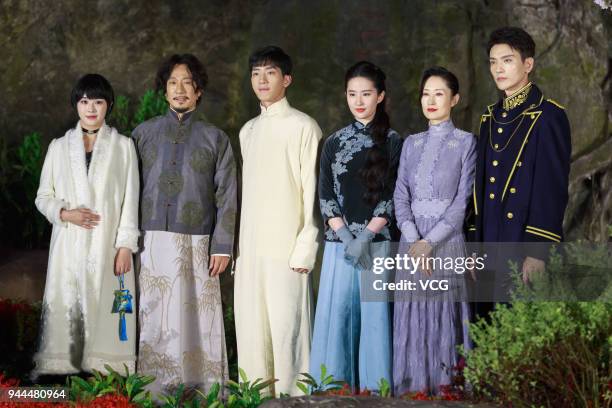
left=33, top=74, right=139, bottom=375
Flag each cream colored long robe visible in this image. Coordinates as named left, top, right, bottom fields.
left=33, top=123, right=139, bottom=375
left=234, top=97, right=322, bottom=396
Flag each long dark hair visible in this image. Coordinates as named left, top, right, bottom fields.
left=345, top=61, right=391, bottom=206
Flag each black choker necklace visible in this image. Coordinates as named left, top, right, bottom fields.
left=82, top=127, right=100, bottom=135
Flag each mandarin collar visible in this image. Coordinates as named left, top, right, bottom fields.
left=260, top=97, right=290, bottom=116
left=502, top=82, right=532, bottom=111
left=166, top=107, right=196, bottom=123
left=428, top=119, right=455, bottom=135
left=352, top=120, right=373, bottom=132
left=492, top=83, right=542, bottom=121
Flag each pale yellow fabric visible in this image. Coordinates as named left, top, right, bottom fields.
left=234, top=97, right=322, bottom=396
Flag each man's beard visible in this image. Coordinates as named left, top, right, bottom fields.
left=172, top=106, right=190, bottom=114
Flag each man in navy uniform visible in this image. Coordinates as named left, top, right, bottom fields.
left=469, top=27, right=571, bottom=298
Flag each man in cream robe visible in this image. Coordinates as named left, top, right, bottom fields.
left=34, top=123, right=139, bottom=374
left=234, top=46, right=322, bottom=396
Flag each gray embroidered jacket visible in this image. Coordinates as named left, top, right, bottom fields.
left=132, top=109, right=237, bottom=255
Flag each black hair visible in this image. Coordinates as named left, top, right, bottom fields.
left=420, top=66, right=460, bottom=96
left=155, top=54, right=208, bottom=104
left=487, top=26, right=536, bottom=61
left=70, top=73, right=115, bottom=116
left=345, top=61, right=391, bottom=206
left=248, top=46, right=292, bottom=76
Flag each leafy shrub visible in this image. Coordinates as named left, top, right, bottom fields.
left=69, top=364, right=154, bottom=407
left=296, top=364, right=345, bottom=395
left=156, top=382, right=224, bottom=408
left=132, top=90, right=167, bottom=129
left=110, top=95, right=132, bottom=135
left=0, top=132, right=47, bottom=248
left=464, top=301, right=612, bottom=407
left=225, top=367, right=276, bottom=407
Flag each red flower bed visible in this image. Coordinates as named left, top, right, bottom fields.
left=400, top=358, right=467, bottom=401
left=76, top=393, right=136, bottom=408
left=0, top=373, right=20, bottom=388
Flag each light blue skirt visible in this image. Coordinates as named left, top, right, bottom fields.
left=310, top=241, right=393, bottom=391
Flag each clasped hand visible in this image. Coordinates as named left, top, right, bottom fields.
left=337, top=225, right=375, bottom=270
left=408, top=239, right=433, bottom=276
left=60, top=207, right=100, bottom=229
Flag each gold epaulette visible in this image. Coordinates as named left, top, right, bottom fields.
left=546, top=98, right=565, bottom=110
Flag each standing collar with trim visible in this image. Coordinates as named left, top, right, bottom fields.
left=490, top=83, right=543, bottom=119
left=259, top=97, right=290, bottom=116
left=503, top=82, right=532, bottom=111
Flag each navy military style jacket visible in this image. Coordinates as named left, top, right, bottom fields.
left=468, top=83, right=571, bottom=249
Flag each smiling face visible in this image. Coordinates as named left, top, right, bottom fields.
left=165, top=64, right=201, bottom=112
left=489, top=43, right=533, bottom=95
left=250, top=64, right=292, bottom=107
left=77, top=96, right=108, bottom=130
left=420, top=76, right=459, bottom=124
left=346, top=76, right=384, bottom=125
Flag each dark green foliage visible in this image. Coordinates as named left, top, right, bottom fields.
left=68, top=364, right=154, bottom=405
left=508, top=244, right=612, bottom=302
left=225, top=367, right=277, bottom=407
left=110, top=95, right=132, bottom=135
left=108, top=90, right=167, bottom=135
left=16, top=132, right=46, bottom=247
left=464, top=246, right=612, bottom=408
left=0, top=132, right=47, bottom=248
left=132, top=90, right=168, bottom=129
left=296, top=364, right=345, bottom=395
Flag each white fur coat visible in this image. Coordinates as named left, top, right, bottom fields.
left=33, top=122, right=139, bottom=374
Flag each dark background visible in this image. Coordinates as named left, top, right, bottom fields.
left=0, top=0, right=610, bottom=388
left=1, top=0, right=611, bottom=243
left=0, top=0, right=611, bottom=298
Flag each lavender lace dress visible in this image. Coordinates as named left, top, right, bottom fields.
left=392, top=120, right=476, bottom=395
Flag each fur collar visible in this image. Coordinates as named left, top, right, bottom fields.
left=67, top=122, right=116, bottom=208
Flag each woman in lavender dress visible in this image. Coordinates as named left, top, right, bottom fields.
left=393, top=67, right=476, bottom=396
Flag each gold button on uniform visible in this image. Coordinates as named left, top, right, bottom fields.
left=510, top=187, right=516, bottom=194
left=497, top=128, right=503, bottom=134
left=530, top=114, right=535, bottom=119
left=490, top=177, right=496, bottom=183
left=493, top=160, right=499, bottom=166
left=494, top=143, right=499, bottom=149
left=502, top=112, right=508, bottom=118
left=507, top=212, right=514, bottom=219
left=489, top=193, right=495, bottom=199
left=517, top=161, right=522, bottom=167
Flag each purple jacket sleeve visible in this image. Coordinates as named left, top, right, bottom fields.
left=393, top=140, right=420, bottom=242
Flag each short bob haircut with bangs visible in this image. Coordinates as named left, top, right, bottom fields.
left=70, top=73, right=115, bottom=117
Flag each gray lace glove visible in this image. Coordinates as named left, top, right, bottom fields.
left=335, top=225, right=355, bottom=248
left=345, top=228, right=375, bottom=270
